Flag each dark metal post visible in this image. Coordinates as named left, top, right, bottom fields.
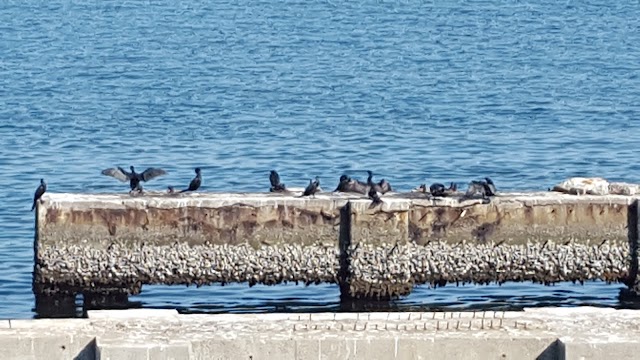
left=624, top=199, right=640, bottom=296
left=338, top=201, right=353, bottom=300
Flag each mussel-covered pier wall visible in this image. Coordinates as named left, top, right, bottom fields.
left=34, top=192, right=640, bottom=301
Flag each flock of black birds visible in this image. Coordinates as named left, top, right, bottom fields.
left=269, top=169, right=497, bottom=207
left=31, top=166, right=498, bottom=211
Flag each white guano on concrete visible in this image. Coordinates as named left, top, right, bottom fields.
left=40, top=191, right=640, bottom=210
left=0, top=307, right=639, bottom=359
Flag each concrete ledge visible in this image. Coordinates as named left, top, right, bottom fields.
left=34, top=192, right=640, bottom=299
left=87, top=309, right=179, bottom=320
left=2, top=307, right=640, bottom=359
left=38, top=192, right=636, bottom=247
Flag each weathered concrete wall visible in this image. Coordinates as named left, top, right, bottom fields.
left=35, top=193, right=348, bottom=296
left=34, top=192, right=637, bottom=299
left=341, top=194, right=633, bottom=298
left=2, top=308, right=640, bottom=359
left=38, top=193, right=347, bottom=247
left=407, top=192, right=630, bottom=244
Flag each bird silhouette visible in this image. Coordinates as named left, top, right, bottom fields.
left=101, top=165, right=167, bottom=193
left=269, top=170, right=286, bottom=192
left=31, top=179, right=47, bottom=211
left=181, top=168, right=202, bottom=193
left=302, top=176, right=320, bottom=197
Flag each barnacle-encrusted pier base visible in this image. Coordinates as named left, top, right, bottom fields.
left=34, top=192, right=639, bottom=303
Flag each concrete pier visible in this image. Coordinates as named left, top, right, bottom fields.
left=2, top=307, right=640, bottom=359
left=34, top=192, right=638, bottom=301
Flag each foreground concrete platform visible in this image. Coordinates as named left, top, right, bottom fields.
left=1, top=307, right=639, bottom=359
left=34, top=192, right=640, bottom=301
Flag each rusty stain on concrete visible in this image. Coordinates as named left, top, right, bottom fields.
left=33, top=192, right=640, bottom=299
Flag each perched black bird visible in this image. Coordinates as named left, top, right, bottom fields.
left=269, top=170, right=286, bottom=192
left=31, top=178, right=47, bottom=211
left=463, top=178, right=497, bottom=200
left=366, top=170, right=374, bottom=187
left=340, top=171, right=370, bottom=192
left=377, top=179, right=393, bottom=194
left=334, top=174, right=368, bottom=194
left=365, top=170, right=394, bottom=194
left=484, top=177, right=497, bottom=196
left=430, top=182, right=458, bottom=197
left=350, top=181, right=369, bottom=194
left=181, top=168, right=202, bottom=193
left=430, top=183, right=446, bottom=196
left=101, top=165, right=167, bottom=193
left=368, top=185, right=383, bottom=207
left=302, top=176, right=320, bottom=197
left=334, top=174, right=351, bottom=192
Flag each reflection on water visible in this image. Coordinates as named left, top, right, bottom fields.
left=33, top=281, right=639, bottom=318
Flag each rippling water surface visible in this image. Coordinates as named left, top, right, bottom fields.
left=1, top=0, right=639, bottom=319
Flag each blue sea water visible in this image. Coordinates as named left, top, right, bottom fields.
left=1, top=0, right=639, bottom=319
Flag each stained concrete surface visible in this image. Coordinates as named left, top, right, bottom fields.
left=34, top=192, right=639, bottom=299
left=1, top=307, right=639, bottom=359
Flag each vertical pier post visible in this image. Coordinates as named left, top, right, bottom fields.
left=338, top=202, right=353, bottom=300
left=338, top=200, right=413, bottom=301
left=625, top=199, right=640, bottom=295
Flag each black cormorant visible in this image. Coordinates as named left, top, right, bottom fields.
left=378, top=179, right=393, bottom=194
left=31, top=178, right=47, bottom=211
left=484, top=177, right=497, bottom=196
left=430, top=182, right=458, bottom=197
left=101, top=165, right=167, bottom=193
left=333, top=174, right=351, bottom=192
left=302, top=176, right=320, bottom=197
left=366, top=170, right=374, bottom=187
left=464, top=178, right=497, bottom=200
left=269, top=170, right=286, bottom=192
left=368, top=185, right=383, bottom=206
left=181, top=168, right=202, bottom=193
